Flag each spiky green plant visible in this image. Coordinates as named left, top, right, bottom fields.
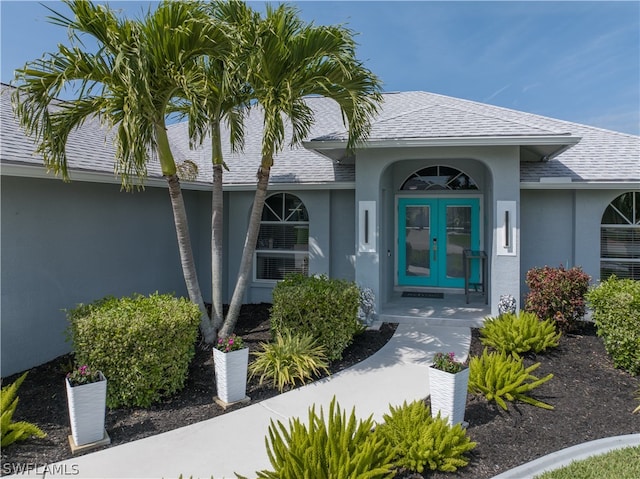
left=469, top=349, right=554, bottom=410
left=480, top=312, right=561, bottom=356
left=249, top=331, right=330, bottom=392
left=253, top=397, right=395, bottom=479
left=1, top=372, right=46, bottom=447
left=374, top=400, right=476, bottom=473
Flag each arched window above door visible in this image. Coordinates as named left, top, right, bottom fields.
left=400, top=166, right=478, bottom=191
left=600, top=191, right=640, bottom=280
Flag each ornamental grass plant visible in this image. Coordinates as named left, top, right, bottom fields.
left=480, top=312, right=561, bottom=357
left=249, top=331, right=329, bottom=392
left=251, top=397, right=395, bottom=479
left=1, top=372, right=46, bottom=448
left=374, top=400, right=476, bottom=473
left=468, top=348, right=554, bottom=410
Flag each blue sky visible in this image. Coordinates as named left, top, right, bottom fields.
left=1, top=1, right=639, bottom=135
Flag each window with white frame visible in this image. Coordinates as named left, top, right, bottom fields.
left=601, top=191, right=640, bottom=280
left=400, top=165, right=478, bottom=191
left=255, top=193, right=309, bottom=281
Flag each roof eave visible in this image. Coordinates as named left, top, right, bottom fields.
left=521, top=180, right=640, bottom=190
left=305, top=135, right=580, bottom=149
left=0, top=162, right=356, bottom=191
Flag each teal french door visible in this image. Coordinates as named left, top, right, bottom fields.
left=398, top=197, right=480, bottom=288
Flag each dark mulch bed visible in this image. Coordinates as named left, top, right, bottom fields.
left=0, top=303, right=396, bottom=474
left=2, top=305, right=639, bottom=478
left=421, top=322, right=639, bottom=479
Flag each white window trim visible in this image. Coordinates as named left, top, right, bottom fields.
left=253, top=193, right=310, bottom=282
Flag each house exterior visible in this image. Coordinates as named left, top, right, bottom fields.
left=2, top=84, right=639, bottom=377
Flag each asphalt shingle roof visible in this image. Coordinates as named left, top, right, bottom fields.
left=2, top=85, right=638, bottom=186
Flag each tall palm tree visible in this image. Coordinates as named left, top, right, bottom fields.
left=218, top=4, right=383, bottom=337
left=182, top=1, right=257, bottom=333
left=11, top=0, right=229, bottom=342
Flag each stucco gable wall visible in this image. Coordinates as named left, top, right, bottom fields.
left=353, top=144, right=521, bottom=314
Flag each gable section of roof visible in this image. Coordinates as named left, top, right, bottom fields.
left=315, top=99, right=568, bottom=142
left=309, top=91, right=639, bottom=183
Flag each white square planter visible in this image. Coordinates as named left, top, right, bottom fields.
left=428, top=366, right=469, bottom=426
left=213, top=347, right=249, bottom=404
left=65, top=373, right=107, bottom=446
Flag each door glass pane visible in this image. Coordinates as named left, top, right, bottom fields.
left=446, top=206, right=471, bottom=279
left=405, top=206, right=430, bottom=277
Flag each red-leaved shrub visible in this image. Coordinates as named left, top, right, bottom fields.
left=524, top=265, right=590, bottom=332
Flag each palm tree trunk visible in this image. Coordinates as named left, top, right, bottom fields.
left=211, top=162, right=224, bottom=332
left=165, top=174, right=215, bottom=343
left=219, top=165, right=270, bottom=337
left=156, top=118, right=216, bottom=344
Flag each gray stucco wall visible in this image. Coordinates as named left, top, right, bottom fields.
left=574, top=189, right=632, bottom=283
left=520, top=189, right=575, bottom=301
left=520, top=188, right=637, bottom=300
left=329, top=189, right=356, bottom=281
left=225, top=188, right=351, bottom=304
left=1, top=175, right=202, bottom=377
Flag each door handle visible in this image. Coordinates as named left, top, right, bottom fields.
left=432, top=238, right=437, bottom=261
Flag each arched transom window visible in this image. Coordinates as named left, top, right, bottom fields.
left=255, top=193, right=309, bottom=281
left=400, top=166, right=478, bottom=191
left=601, top=191, right=640, bottom=280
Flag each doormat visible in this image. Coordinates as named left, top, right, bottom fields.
left=401, top=291, right=444, bottom=299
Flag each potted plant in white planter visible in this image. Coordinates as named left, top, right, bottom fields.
left=65, top=365, right=109, bottom=449
left=428, top=352, right=469, bottom=427
left=213, top=334, right=250, bottom=406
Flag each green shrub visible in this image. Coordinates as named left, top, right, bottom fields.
left=270, top=274, right=364, bottom=361
left=1, top=372, right=46, bottom=447
left=480, top=312, right=561, bottom=356
left=67, top=292, right=200, bottom=408
left=253, top=397, right=395, bottom=479
left=249, top=331, right=330, bottom=392
left=524, top=265, right=590, bottom=332
left=374, top=400, right=476, bottom=473
left=586, top=277, right=640, bottom=375
left=468, top=349, right=554, bottom=410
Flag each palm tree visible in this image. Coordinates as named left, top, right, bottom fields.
left=11, top=0, right=229, bottom=342
left=218, top=4, right=383, bottom=337
left=181, top=1, right=257, bottom=333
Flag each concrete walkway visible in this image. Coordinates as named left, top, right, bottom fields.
left=35, top=323, right=471, bottom=479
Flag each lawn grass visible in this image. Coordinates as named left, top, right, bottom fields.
left=534, top=446, right=640, bottom=479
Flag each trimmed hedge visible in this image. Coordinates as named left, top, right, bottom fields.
left=67, top=293, right=200, bottom=408
left=524, top=265, right=590, bottom=332
left=586, top=277, right=640, bottom=375
left=270, top=274, right=364, bottom=361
